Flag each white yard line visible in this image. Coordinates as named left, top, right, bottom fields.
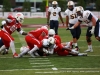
left=29, top=60, right=50, bottom=62
left=32, top=65, right=54, bottom=67
left=30, top=62, right=51, bottom=64
left=29, top=58, right=48, bottom=59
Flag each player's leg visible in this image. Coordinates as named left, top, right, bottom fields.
left=25, top=36, right=41, bottom=57
left=18, top=46, right=29, bottom=57
left=0, top=32, right=18, bottom=57
left=54, top=21, right=59, bottom=35
left=69, top=24, right=79, bottom=49
left=85, top=27, right=93, bottom=52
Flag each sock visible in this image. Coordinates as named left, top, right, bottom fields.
left=30, top=45, right=39, bottom=53
left=19, top=48, right=29, bottom=56
left=74, top=43, right=78, bottom=47
left=0, top=45, right=6, bottom=52
left=88, top=45, right=92, bottom=49
left=10, top=41, right=16, bottom=55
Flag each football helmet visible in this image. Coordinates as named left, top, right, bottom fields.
left=76, top=6, right=84, bottom=13
left=52, top=1, right=58, bottom=8
left=42, top=39, right=49, bottom=47
left=67, top=1, right=75, bottom=11
left=52, top=1, right=58, bottom=5
left=15, top=13, right=24, bottom=23
left=48, top=29, right=55, bottom=37
left=76, top=6, right=84, bottom=16
left=41, top=26, right=48, bottom=30
left=48, top=37, right=55, bottom=44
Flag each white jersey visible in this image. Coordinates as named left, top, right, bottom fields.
left=65, top=7, right=78, bottom=24
left=78, top=10, right=98, bottom=27
left=48, top=7, right=61, bottom=20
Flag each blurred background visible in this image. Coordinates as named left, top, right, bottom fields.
left=0, top=0, right=100, bottom=18
left=0, top=0, right=100, bottom=12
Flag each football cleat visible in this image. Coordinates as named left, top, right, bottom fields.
left=84, top=49, right=93, bottom=52
left=13, top=53, right=18, bottom=58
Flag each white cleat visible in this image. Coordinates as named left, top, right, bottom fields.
left=28, top=51, right=35, bottom=58
left=84, top=49, right=93, bottom=52
left=78, top=53, right=87, bottom=56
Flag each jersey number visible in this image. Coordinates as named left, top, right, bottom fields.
left=53, top=12, right=56, bottom=16
left=10, top=25, right=16, bottom=32
left=70, top=14, right=77, bottom=19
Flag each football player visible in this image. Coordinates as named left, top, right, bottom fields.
left=69, top=6, right=100, bottom=52
left=47, top=1, right=64, bottom=35
left=18, top=37, right=54, bottom=57
left=65, top=1, right=81, bottom=50
left=25, top=26, right=48, bottom=57
left=0, top=13, right=27, bottom=58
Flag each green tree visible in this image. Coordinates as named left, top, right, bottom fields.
left=23, top=0, right=31, bottom=12
left=3, top=0, right=11, bottom=12
left=95, top=0, right=100, bottom=11
left=40, top=0, right=46, bottom=12
left=58, top=0, right=67, bottom=11
left=77, top=0, right=86, bottom=9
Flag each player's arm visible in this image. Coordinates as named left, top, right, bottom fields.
left=88, top=13, right=96, bottom=26
left=66, top=16, right=69, bottom=28
left=88, top=13, right=96, bottom=34
left=47, top=11, right=50, bottom=25
left=69, top=21, right=81, bottom=29
left=17, top=28, right=27, bottom=35
left=59, top=12, right=64, bottom=26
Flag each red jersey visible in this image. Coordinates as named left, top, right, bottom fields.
left=2, top=15, right=21, bottom=34
left=28, top=28, right=48, bottom=40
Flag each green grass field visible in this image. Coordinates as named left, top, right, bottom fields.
left=0, top=18, right=100, bottom=75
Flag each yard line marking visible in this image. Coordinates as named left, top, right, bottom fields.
left=29, top=60, right=50, bottom=62
left=29, top=58, right=48, bottom=59
left=35, top=71, right=100, bottom=74
left=0, top=68, right=100, bottom=71
left=0, top=55, right=100, bottom=59
left=52, top=67, right=58, bottom=70
left=32, top=65, right=54, bottom=67
left=30, top=62, right=51, bottom=64
left=59, top=68, right=100, bottom=69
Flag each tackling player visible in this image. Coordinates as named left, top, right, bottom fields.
left=0, top=13, right=27, bottom=58
left=47, top=1, right=64, bottom=35
left=25, top=26, right=48, bottom=57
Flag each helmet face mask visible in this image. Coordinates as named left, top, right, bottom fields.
left=15, top=13, right=24, bottom=24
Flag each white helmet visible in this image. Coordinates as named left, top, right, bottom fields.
left=42, top=39, right=49, bottom=47
left=48, top=37, right=55, bottom=44
left=48, top=29, right=55, bottom=36
left=76, top=6, right=84, bottom=13
left=41, top=26, right=48, bottom=30
left=52, top=1, right=58, bottom=5
left=67, top=1, right=75, bottom=6
left=15, top=13, right=24, bottom=23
